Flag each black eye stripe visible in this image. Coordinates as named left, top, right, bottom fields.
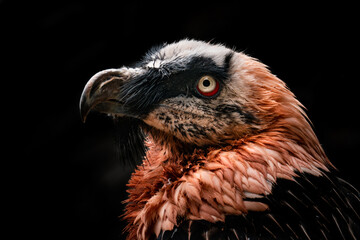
left=121, top=55, right=231, bottom=116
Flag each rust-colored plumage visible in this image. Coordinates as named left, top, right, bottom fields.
left=122, top=54, right=329, bottom=239
left=80, top=40, right=359, bottom=240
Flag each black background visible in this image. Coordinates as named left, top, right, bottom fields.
left=3, top=1, right=359, bottom=239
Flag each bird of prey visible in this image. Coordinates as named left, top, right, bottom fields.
left=80, top=39, right=360, bottom=240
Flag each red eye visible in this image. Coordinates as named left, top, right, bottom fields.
left=196, top=76, right=220, bottom=97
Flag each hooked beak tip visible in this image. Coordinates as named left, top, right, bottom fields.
left=79, top=89, right=91, bottom=123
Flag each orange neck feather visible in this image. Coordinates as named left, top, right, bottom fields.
left=123, top=117, right=330, bottom=240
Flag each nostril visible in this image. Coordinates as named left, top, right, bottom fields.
left=108, top=98, right=125, bottom=105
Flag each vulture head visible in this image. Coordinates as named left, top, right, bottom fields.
left=80, top=39, right=332, bottom=239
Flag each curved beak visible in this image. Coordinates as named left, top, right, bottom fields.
left=79, top=68, right=131, bottom=123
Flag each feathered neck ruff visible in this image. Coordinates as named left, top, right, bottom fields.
left=123, top=120, right=331, bottom=240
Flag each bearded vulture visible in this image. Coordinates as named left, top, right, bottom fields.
left=80, top=39, right=360, bottom=240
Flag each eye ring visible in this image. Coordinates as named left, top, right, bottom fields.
left=196, top=76, right=220, bottom=97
